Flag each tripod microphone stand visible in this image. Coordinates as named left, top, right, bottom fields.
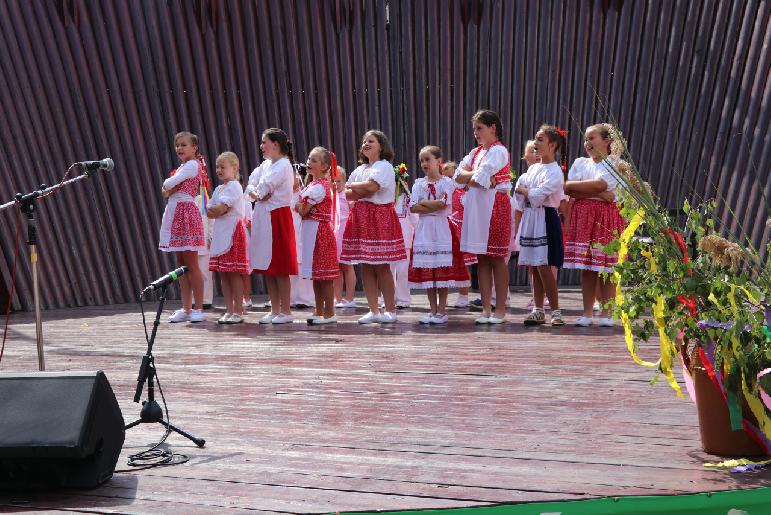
left=125, top=284, right=205, bottom=448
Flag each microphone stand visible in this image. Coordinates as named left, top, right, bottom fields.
left=0, top=168, right=107, bottom=371
left=125, top=284, right=205, bottom=447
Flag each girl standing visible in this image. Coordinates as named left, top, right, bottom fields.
left=207, top=152, right=249, bottom=324
left=295, top=147, right=341, bottom=325
left=340, top=130, right=406, bottom=324
left=453, top=110, right=512, bottom=324
left=159, top=131, right=207, bottom=323
left=563, top=123, right=627, bottom=327
left=514, top=125, right=566, bottom=326
left=408, top=146, right=470, bottom=324
left=333, top=167, right=357, bottom=308
left=246, top=128, right=298, bottom=324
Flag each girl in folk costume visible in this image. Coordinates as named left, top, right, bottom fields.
left=392, top=165, right=419, bottom=308
left=333, top=167, right=357, bottom=308
left=290, top=167, right=317, bottom=309
left=207, top=152, right=250, bottom=324
left=408, top=146, right=471, bottom=324
left=340, top=130, right=407, bottom=324
left=563, top=123, right=627, bottom=327
left=443, top=161, right=472, bottom=308
left=294, top=147, right=341, bottom=325
left=453, top=110, right=512, bottom=324
left=159, top=131, right=207, bottom=323
left=245, top=128, right=298, bottom=325
left=514, top=125, right=566, bottom=326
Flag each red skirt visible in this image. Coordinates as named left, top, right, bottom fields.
left=312, top=221, right=340, bottom=280
left=563, top=199, right=626, bottom=272
left=166, top=202, right=205, bottom=250
left=485, top=191, right=512, bottom=258
left=254, top=206, right=298, bottom=276
left=209, top=222, right=250, bottom=274
left=340, top=202, right=407, bottom=264
left=408, top=219, right=471, bottom=288
left=449, top=217, right=477, bottom=265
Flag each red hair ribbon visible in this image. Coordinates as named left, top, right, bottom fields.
left=556, top=126, right=568, bottom=137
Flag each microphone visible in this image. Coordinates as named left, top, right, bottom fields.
left=78, top=158, right=114, bottom=172
left=141, top=266, right=188, bottom=296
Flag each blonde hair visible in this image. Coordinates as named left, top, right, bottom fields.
left=524, top=139, right=536, bottom=152
left=309, top=146, right=332, bottom=169
left=587, top=123, right=627, bottom=157
left=336, top=166, right=346, bottom=181
left=443, top=161, right=458, bottom=173
left=216, top=151, right=239, bottom=168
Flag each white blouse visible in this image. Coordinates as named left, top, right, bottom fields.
left=568, top=156, right=622, bottom=199
left=163, top=159, right=198, bottom=190
left=409, top=176, right=453, bottom=217
left=346, top=160, right=396, bottom=205
left=245, top=157, right=294, bottom=210
left=457, top=145, right=510, bottom=192
left=209, top=181, right=244, bottom=220
left=515, top=162, right=564, bottom=209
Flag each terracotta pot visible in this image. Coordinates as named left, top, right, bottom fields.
left=692, top=365, right=767, bottom=456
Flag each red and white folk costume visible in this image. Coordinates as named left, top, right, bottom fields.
left=340, top=160, right=407, bottom=264
left=407, top=177, right=470, bottom=288
left=298, top=177, right=340, bottom=281
left=449, top=181, right=477, bottom=265
left=456, top=142, right=512, bottom=258
left=208, top=181, right=249, bottom=275
left=159, top=159, right=206, bottom=252
left=245, top=157, right=298, bottom=275
left=563, top=157, right=626, bottom=272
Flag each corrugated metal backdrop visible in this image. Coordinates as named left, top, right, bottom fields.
left=0, top=0, right=768, bottom=310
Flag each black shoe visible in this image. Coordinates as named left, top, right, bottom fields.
left=202, top=303, right=213, bottom=310
left=294, top=303, right=311, bottom=309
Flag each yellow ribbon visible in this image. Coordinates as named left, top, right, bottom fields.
left=616, top=211, right=661, bottom=368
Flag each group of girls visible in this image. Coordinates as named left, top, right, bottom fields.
left=158, top=109, right=627, bottom=327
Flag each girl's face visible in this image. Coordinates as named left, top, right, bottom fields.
left=306, top=151, right=328, bottom=179
left=522, top=144, right=540, bottom=166
left=473, top=121, right=497, bottom=146
left=215, top=159, right=238, bottom=182
left=334, top=172, right=346, bottom=192
left=260, top=135, right=281, bottom=161
left=419, top=151, right=442, bottom=178
left=360, top=134, right=382, bottom=163
left=584, top=129, right=610, bottom=161
left=533, top=130, right=557, bottom=160
left=175, top=137, right=197, bottom=162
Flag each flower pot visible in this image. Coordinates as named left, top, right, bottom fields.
left=693, top=365, right=767, bottom=456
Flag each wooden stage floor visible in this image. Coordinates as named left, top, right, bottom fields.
left=1, top=290, right=769, bottom=513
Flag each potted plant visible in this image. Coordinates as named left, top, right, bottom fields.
left=596, top=125, right=771, bottom=456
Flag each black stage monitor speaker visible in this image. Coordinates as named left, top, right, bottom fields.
left=0, top=370, right=125, bottom=489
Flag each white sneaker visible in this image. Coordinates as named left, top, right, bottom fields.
left=263, top=300, right=272, bottom=308
left=228, top=314, right=245, bottom=324
left=271, top=313, right=294, bottom=324
left=336, top=299, right=357, bottom=308
left=575, top=316, right=593, bottom=327
left=475, top=316, right=490, bottom=324
left=189, top=309, right=206, bottom=323
left=259, top=313, right=276, bottom=324
left=430, top=313, right=449, bottom=324
left=593, top=301, right=601, bottom=313
left=217, top=313, right=232, bottom=324
left=379, top=311, right=397, bottom=323
left=168, top=309, right=190, bottom=323
left=487, top=315, right=505, bottom=324
left=453, top=296, right=469, bottom=308
left=598, top=317, right=615, bottom=327
left=243, top=299, right=253, bottom=309
left=310, top=316, right=338, bottom=325
left=418, top=314, right=434, bottom=324
left=358, top=311, right=380, bottom=324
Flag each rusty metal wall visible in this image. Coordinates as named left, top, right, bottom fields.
left=0, top=0, right=768, bottom=310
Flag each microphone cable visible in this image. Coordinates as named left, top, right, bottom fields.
left=0, top=212, right=23, bottom=366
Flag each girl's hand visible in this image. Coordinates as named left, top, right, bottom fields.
left=597, top=190, right=616, bottom=203
left=259, top=192, right=272, bottom=202
left=515, top=185, right=528, bottom=198
left=293, top=202, right=303, bottom=212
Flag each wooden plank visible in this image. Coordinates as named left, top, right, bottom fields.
left=1, top=291, right=769, bottom=513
